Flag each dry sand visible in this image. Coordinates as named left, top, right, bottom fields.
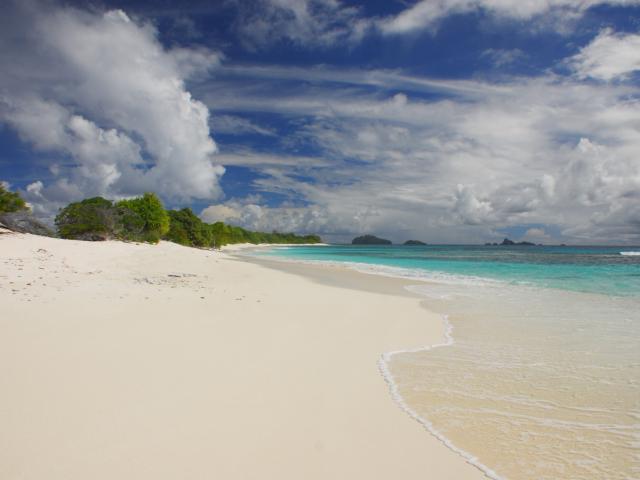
left=0, top=233, right=484, bottom=479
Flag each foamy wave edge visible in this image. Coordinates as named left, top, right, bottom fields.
left=620, top=251, right=640, bottom=256
left=249, top=253, right=507, bottom=288
left=378, top=310, right=503, bottom=480
left=250, top=252, right=505, bottom=479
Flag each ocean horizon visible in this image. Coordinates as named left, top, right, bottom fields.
left=258, top=244, right=640, bottom=297
left=253, top=244, right=640, bottom=479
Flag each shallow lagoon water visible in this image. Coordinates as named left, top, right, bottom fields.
left=261, top=244, right=640, bottom=297
left=260, top=245, right=640, bottom=479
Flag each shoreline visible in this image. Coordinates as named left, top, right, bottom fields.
left=378, top=318, right=501, bottom=480
left=239, top=253, right=505, bottom=480
left=235, top=247, right=640, bottom=480
left=0, top=233, right=484, bottom=480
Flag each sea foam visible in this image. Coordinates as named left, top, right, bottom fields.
left=378, top=311, right=505, bottom=480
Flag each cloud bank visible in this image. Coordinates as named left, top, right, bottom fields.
left=0, top=1, right=224, bottom=219
left=199, top=59, right=640, bottom=244
left=2, top=1, right=638, bottom=244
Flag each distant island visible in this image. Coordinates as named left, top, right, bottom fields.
left=352, top=235, right=392, bottom=245
left=403, top=240, right=427, bottom=246
left=485, top=238, right=536, bottom=246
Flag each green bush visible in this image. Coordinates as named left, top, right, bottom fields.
left=55, top=197, right=117, bottom=240
left=116, top=193, right=169, bottom=243
left=164, top=208, right=212, bottom=247
left=54, top=191, right=323, bottom=246
left=115, top=205, right=145, bottom=241
left=0, top=184, right=27, bottom=213
left=205, top=220, right=321, bottom=247
left=208, top=221, right=232, bottom=246
left=56, top=193, right=169, bottom=243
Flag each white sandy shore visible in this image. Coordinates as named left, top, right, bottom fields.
left=0, top=233, right=484, bottom=480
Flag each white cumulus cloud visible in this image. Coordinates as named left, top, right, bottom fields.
left=569, top=28, right=640, bottom=81
left=0, top=1, right=224, bottom=219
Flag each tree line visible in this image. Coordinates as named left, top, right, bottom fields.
left=0, top=185, right=322, bottom=247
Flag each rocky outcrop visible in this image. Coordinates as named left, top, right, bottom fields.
left=500, top=238, right=536, bottom=246
left=0, top=212, right=55, bottom=237
left=403, top=240, right=427, bottom=245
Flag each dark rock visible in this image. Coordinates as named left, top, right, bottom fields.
left=352, top=234, right=392, bottom=245
left=500, top=237, right=536, bottom=246
left=0, top=212, right=55, bottom=237
left=404, top=240, right=427, bottom=246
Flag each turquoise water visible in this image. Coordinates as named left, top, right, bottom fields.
left=257, top=244, right=640, bottom=479
left=261, top=245, right=640, bottom=297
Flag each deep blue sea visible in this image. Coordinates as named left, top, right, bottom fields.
left=261, top=244, right=640, bottom=297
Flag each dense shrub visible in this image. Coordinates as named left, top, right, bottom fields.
left=165, top=208, right=212, bottom=247
left=208, top=221, right=233, bottom=246
left=115, top=205, right=145, bottom=241
left=54, top=191, right=322, bottom=246
left=56, top=193, right=169, bottom=243
left=206, top=221, right=321, bottom=246
left=116, top=193, right=169, bottom=243
left=0, top=184, right=27, bottom=213
left=55, top=197, right=118, bottom=240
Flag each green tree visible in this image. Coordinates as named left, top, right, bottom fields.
left=116, top=193, right=169, bottom=243
left=203, top=219, right=322, bottom=247
left=0, top=184, right=27, bottom=213
left=208, top=221, right=232, bottom=246
left=53, top=191, right=322, bottom=246
left=164, top=208, right=212, bottom=247
left=55, top=197, right=117, bottom=240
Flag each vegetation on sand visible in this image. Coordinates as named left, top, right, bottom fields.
left=55, top=197, right=119, bottom=240
left=54, top=192, right=322, bottom=247
left=165, top=208, right=213, bottom=247
left=116, top=193, right=170, bottom=243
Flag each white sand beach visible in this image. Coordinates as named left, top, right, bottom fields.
left=0, top=232, right=484, bottom=479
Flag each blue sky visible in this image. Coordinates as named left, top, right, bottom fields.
left=1, top=0, right=639, bottom=244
